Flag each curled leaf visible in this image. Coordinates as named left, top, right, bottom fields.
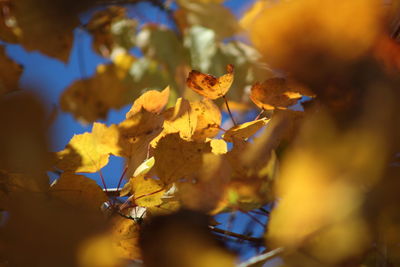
left=186, top=64, right=234, bottom=99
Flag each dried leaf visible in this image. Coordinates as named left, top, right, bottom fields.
left=186, top=64, right=234, bottom=100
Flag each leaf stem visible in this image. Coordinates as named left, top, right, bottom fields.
left=223, top=95, right=237, bottom=126
left=238, top=247, right=284, bottom=267
left=209, top=226, right=263, bottom=243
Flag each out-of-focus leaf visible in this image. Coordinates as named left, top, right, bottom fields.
left=109, top=215, right=141, bottom=260
left=246, top=0, right=383, bottom=84
left=0, top=0, right=92, bottom=62
left=184, top=26, right=217, bottom=72
left=140, top=210, right=236, bottom=267
left=177, top=153, right=231, bottom=213
left=190, top=98, right=221, bottom=141
left=86, top=6, right=136, bottom=57
left=126, top=86, right=170, bottom=118
left=209, top=139, right=227, bottom=155
left=0, top=92, right=51, bottom=178
left=60, top=54, right=136, bottom=123
left=250, top=78, right=314, bottom=110
left=267, top=112, right=388, bottom=264
left=0, top=45, right=22, bottom=96
left=187, top=64, right=234, bottom=100
left=137, top=25, right=189, bottom=76
left=176, top=0, right=239, bottom=39
left=222, top=118, right=269, bottom=142
left=50, top=173, right=108, bottom=211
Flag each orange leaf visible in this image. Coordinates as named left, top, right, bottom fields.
left=250, top=78, right=312, bottom=110
left=186, top=64, right=234, bottom=99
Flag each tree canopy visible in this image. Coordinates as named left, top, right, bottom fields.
left=1, top=0, right=400, bottom=266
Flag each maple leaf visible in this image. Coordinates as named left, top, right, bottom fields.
left=186, top=64, right=234, bottom=100
left=153, top=133, right=212, bottom=185
left=60, top=54, right=136, bottom=123
left=56, top=122, right=119, bottom=173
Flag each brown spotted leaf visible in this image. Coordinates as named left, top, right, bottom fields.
left=186, top=64, right=234, bottom=99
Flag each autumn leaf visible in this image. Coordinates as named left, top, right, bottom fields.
left=126, top=86, right=170, bottom=118
left=186, top=64, right=234, bottom=99
left=51, top=173, right=108, bottom=211
left=56, top=122, right=119, bottom=173
left=222, top=118, right=269, bottom=142
left=250, top=78, right=313, bottom=110
left=177, top=153, right=231, bottom=213
left=154, top=133, right=212, bottom=185
left=0, top=0, right=92, bottom=62
left=152, top=97, right=198, bottom=144
left=208, top=139, right=228, bottom=155
left=190, top=98, right=222, bottom=141
left=60, top=54, right=136, bottom=123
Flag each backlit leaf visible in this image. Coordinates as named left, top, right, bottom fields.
left=223, top=118, right=269, bottom=142
left=186, top=64, right=234, bottom=100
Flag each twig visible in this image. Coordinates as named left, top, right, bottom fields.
left=223, top=95, right=237, bottom=126
left=209, top=226, right=263, bottom=244
left=237, top=247, right=284, bottom=267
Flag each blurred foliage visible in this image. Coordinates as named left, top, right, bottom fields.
left=1, top=0, right=400, bottom=266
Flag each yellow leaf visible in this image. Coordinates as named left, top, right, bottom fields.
left=186, top=64, right=234, bottom=100
left=51, top=173, right=108, bottom=211
left=133, top=157, right=155, bottom=177
left=126, top=86, right=170, bottom=118
left=152, top=98, right=198, bottom=145
left=56, top=122, right=119, bottom=173
left=223, top=118, right=269, bottom=142
left=190, top=98, right=222, bottom=141
left=130, top=175, right=165, bottom=208
left=154, top=133, right=211, bottom=184
left=209, top=139, right=227, bottom=155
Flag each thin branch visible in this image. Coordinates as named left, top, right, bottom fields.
left=223, top=95, right=237, bottom=126
left=237, top=247, right=284, bottom=267
left=209, top=226, right=263, bottom=244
